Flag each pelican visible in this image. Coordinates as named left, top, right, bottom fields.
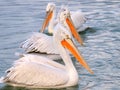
left=0, top=19, right=93, bottom=88
left=21, top=4, right=84, bottom=57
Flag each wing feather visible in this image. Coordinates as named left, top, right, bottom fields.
left=3, top=57, right=68, bottom=87
left=14, top=53, right=65, bottom=70
left=71, top=10, right=87, bottom=30
left=20, top=33, right=59, bottom=54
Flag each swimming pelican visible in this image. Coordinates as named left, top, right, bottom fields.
left=0, top=20, right=93, bottom=88
left=21, top=4, right=84, bottom=58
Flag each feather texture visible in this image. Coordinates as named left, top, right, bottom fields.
left=3, top=55, right=68, bottom=88
left=21, top=32, right=59, bottom=54
left=71, top=10, right=87, bottom=31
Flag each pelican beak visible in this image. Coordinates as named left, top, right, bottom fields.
left=40, top=11, right=53, bottom=32
left=61, top=38, right=93, bottom=74
left=66, top=14, right=84, bottom=46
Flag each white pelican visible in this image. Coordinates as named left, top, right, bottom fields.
left=21, top=4, right=84, bottom=57
left=0, top=20, right=93, bottom=88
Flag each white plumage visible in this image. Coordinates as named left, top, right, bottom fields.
left=21, top=32, right=59, bottom=54
left=71, top=10, right=87, bottom=32
left=5, top=56, right=67, bottom=88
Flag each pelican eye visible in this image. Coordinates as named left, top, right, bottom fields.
left=46, top=11, right=49, bottom=14
left=66, top=35, right=70, bottom=39
left=63, top=9, right=66, bottom=11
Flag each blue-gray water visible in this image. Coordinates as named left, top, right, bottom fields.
left=0, top=0, right=120, bottom=90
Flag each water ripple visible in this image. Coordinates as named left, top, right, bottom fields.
left=0, top=0, right=120, bottom=90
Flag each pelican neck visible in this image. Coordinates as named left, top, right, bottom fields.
left=48, top=9, right=56, bottom=34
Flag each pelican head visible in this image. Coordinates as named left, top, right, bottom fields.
left=58, top=7, right=84, bottom=46
left=40, top=3, right=56, bottom=33
left=58, top=7, right=70, bottom=24
left=46, top=3, right=56, bottom=12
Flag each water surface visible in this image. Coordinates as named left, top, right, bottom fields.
left=0, top=0, right=120, bottom=90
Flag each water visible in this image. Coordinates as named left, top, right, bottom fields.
left=0, top=0, right=120, bottom=90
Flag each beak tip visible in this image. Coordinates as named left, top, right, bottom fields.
left=89, top=69, right=94, bottom=74
left=81, top=43, right=85, bottom=46
left=91, top=71, right=94, bottom=74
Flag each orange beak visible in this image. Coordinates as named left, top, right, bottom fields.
left=40, top=11, right=53, bottom=32
left=61, top=38, right=93, bottom=74
left=66, top=16, right=84, bottom=46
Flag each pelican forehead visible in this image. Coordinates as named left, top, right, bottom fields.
left=46, top=3, right=56, bottom=12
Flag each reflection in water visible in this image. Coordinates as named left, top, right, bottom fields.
left=0, top=85, right=79, bottom=90
left=79, top=28, right=97, bottom=42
